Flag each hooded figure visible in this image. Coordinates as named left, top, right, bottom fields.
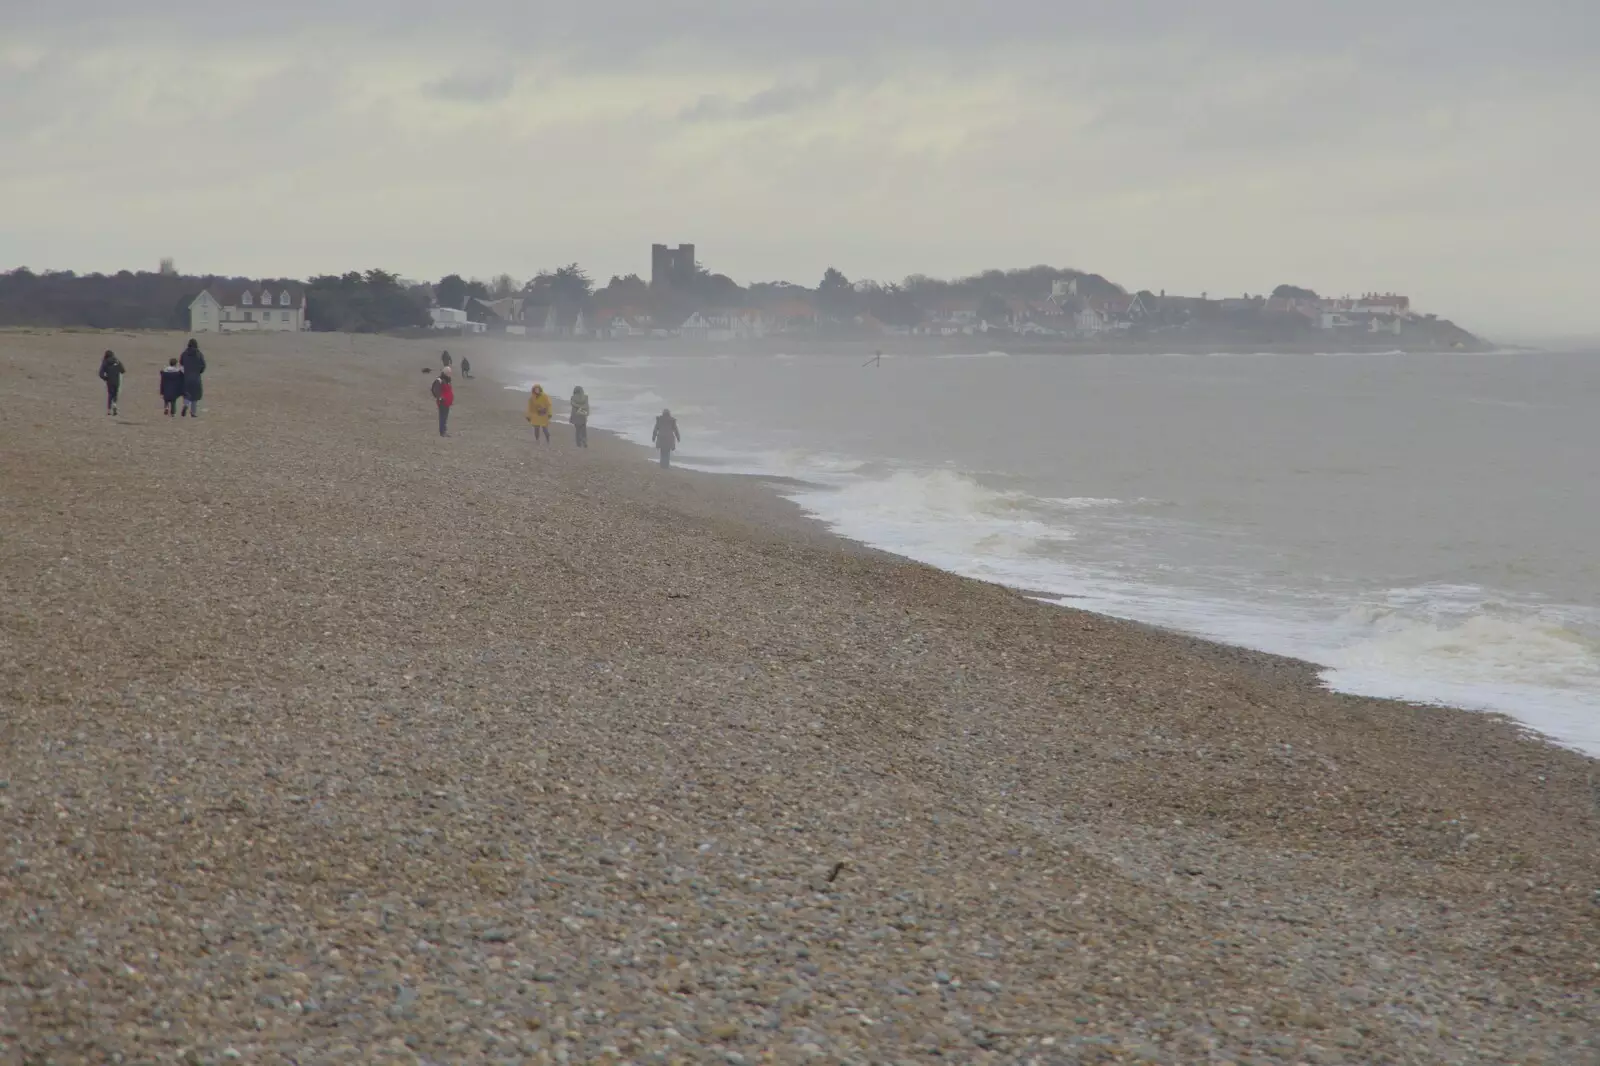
left=98, top=350, right=125, bottom=415
left=569, top=386, right=590, bottom=448
left=178, top=339, right=206, bottom=417
left=652, top=409, right=680, bottom=468
left=460, top=357, right=472, bottom=379
left=159, top=358, right=185, bottom=416
left=526, top=384, right=552, bottom=443
left=432, top=366, right=454, bottom=436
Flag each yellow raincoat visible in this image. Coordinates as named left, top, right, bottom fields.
left=526, top=386, right=553, bottom=427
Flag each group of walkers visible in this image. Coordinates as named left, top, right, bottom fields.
left=429, top=351, right=681, bottom=466
left=98, top=338, right=207, bottom=418
left=526, top=383, right=679, bottom=465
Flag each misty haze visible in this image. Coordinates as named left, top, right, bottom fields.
left=2, top=3, right=1597, bottom=1064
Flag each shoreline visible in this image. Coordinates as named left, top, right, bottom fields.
left=497, top=345, right=1595, bottom=759
left=3, top=329, right=1595, bottom=1063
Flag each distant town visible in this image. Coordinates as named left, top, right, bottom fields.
left=0, top=246, right=1485, bottom=350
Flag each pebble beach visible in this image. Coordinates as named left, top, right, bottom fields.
left=2, top=329, right=1597, bottom=1065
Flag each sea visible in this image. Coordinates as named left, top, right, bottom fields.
left=508, top=346, right=1600, bottom=756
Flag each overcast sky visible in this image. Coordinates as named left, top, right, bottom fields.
left=3, top=1, right=1595, bottom=336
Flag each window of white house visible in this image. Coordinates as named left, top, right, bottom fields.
left=281, top=311, right=290, bottom=322
left=242, top=292, right=252, bottom=305
left=280, top=292, right=290, bottom=306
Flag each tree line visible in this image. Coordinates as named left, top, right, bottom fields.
left=1, top=261, right=1334, bottom=334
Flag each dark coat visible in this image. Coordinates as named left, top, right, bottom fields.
left=99, top=355, right=125, bottom=383
left=179, top=347, right=206, bottom=401
left=652, top=414, right=680, bottom=452
left=160, top=365, right=185, bottom=402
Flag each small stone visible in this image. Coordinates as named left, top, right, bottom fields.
left=1332, top=1027, right=1363, bottom=1048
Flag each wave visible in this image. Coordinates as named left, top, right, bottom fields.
left=1320, top=602, right=1600, bottom=752
left=937, top=350, right=1012, bottom=360
left=1324, top=592, right=1600, bottom=694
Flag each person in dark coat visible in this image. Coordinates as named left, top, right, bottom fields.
left=460, top=356, right=472, bottom=379
left=159, top=358, right=185, bottom=417
left=98, top=350, right=125, bottom=416
left=178, top=339, right=206, bottom=417
left=652, top=408, right=680, bottom=468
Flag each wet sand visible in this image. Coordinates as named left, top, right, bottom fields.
left=1, top=329, right=1596, bottom=1065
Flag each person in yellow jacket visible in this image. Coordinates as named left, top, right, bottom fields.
left=526, top=384, right=552, bottom=443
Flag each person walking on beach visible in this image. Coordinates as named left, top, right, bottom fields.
left=652, top=408, right=680, bottom=468
left=159, top=358, right=185, bottom=417
left=526, top=384, right=552, bottom=443
left=440, top=350, right=453, bottom=370
left=98, top=350, right=125, bottom=416
left=569, top=386, right=590, bottom=448
left=460, top=357, right=472, bottom=379
left=178, top=338, right=206, bottom=417
left=431, top=366, right=454, bottom=436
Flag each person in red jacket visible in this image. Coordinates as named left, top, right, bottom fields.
left=431, top=366, right=454, bottom=436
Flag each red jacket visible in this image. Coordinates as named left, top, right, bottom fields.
left=438, top=381, right=454, bottom=407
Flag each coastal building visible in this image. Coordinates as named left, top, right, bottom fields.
left=470, top=296, right=526, bottom=335
left=189, top=283, right=308, bottom=333
left=1075, top=305, right=1110, bottom=333
left=680, top=310, right=770, bottom=341
left=1349, top=293, right=1411, bottom=316
left=651, top=243, right=696, bottom=289
left=429, top=306, right=486, bottom=333
left=597, top=310, right=651, bottom=339
left=1317, top=293, right=1413, bottom=327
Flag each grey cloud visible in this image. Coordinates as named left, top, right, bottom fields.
left=678, top=81, right=837, bottom=123
left=10, top=0, right=1596, bottom=71
left=423, top=70, right=514, bottom=103
left=3, top=0, right=1597, bottom=333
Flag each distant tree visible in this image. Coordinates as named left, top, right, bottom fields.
left=816, top=267, right=854, bottom=320
left=596, top=273, right=649, bottom=308
left=491, top=274, right=520, bottom=299
left=524, top=263, right=594, bottom=332
left=976, top=292, right=1011, bottom=326
left=158, top=257, right=176, bottom=276
left=858, top=281, right=921, bottom=328
left=527, top=263, right=592, bottom=305
left=691, top=265, right=744, bottom=308
left=436, top=274, right=469, bottom=309
left=306, top=269, right=430, bottom=332
left=1272, top=284, right=1319, bottom=300
left=0, top=267, right=222, bottom=329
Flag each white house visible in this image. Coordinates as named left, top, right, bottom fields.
left=599, top=311, right=651, bottom=339
left=1075, top=306, right=1110, bottom=333
left=190, top=284, right=308, bottom=333
left=680, top=311, right=770, bottom=342
left=679, top=312, right=713, bottom=341
left=430, top=307, right=486, bottom=333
